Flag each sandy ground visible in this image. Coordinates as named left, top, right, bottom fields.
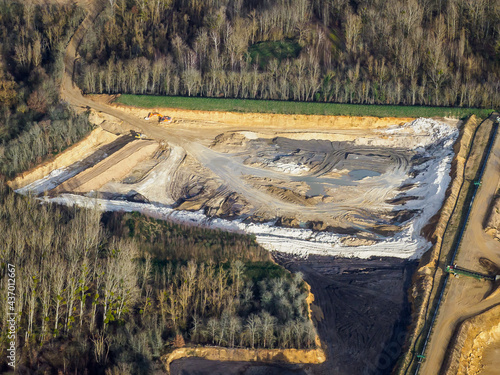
left=0, top=1, right=453, bottom=260
left=51, top=140, right=158, bottom=193
left=481, top=343, right=500, bottom=375
left=419, top=115, right=500, bottom=374
left=7, top=3, right=493, bottom=374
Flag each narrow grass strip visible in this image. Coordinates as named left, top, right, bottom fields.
left=116, top=95, right=493, bottom=119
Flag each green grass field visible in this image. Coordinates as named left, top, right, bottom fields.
left=115, top=95, right=493, bottom=119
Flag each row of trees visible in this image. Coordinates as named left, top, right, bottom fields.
left=77, top=0, right=500, bottom=107
left=0, top=188, right=314, bottom=373
left=79, top=55, right=499, bottom=108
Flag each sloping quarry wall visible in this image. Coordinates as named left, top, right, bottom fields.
left=396, top=115, right=479, bottom=373
left=7, top=126, right=117, bottom=190
left=485, top=196, right=500, bottom=240
left=441, top=304, right=500, bottom=375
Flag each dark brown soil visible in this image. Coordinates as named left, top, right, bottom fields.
left=170, top=255, right=416, bottom=375
left=170, top=358, right=307, bottom=375
left=275, top=254, right=416, bottom=375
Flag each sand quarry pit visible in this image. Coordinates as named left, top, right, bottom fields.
left=15, top=109, right=459, bottom=260
left=12, top=105, right=463, bottom=374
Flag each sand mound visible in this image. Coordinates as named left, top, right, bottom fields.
left=53, top=140, right=158, bottom=193
left=442, top=305, right=500, bottom=375
left=485, top=196, right=500, bottom=240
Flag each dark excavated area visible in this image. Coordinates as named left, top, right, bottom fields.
left=170, top=255, right=416, bottom=375
left=275, top=255, right=417, bottom=375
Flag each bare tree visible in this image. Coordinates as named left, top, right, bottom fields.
left=52, top=258, right=66, bottom=334
left=245, top=314, right=260, bottom=349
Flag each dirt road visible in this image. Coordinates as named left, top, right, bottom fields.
left=41, top=2, right=474, bottom=374
left=57, top=4, right=456, bottom=241
left=419, top=115, right=500, bottom=374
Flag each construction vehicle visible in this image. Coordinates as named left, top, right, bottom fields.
left=144, top=112, right=162, bottom=120
left=160, top=115, right=172, bottom=123
left=134, top=133, right=147, bottom=139
left=144, top=112, right=173, bottom=123
left=446, top=264, right=498, bottom=281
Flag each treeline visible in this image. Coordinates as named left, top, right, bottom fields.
left=0, top=106, right=93, bottom=177
left=77, top=0, right=500, bottom=108
left=0, top=3, right=92, bottom=178
left=0, top=187, right=314, bottom=374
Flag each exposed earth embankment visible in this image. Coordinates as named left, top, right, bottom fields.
left=52, top=140, right=158, bottom=193
left=114, top=100, right=414, bottom=131
left=485, top=196, right=500, bottom=240
left=396, top=115, right=479, bottom=373
left=441, top=304, right=500, bottom=375
left=163, top=346, right=326, bottom=374
left=7, top=126, right=117, bottom=190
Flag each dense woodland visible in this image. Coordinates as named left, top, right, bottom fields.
left=77, top=0, right=500, bottom=108
left=0, top=186, right=313, bottom=374
left=0, top=3, right=93, bottom=177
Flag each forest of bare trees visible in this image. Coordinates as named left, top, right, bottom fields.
left=0, top=186, right=314, bottom=374
left=77, top=0, right=500, bottom=108
left=0, top=3, right=93, bottom=177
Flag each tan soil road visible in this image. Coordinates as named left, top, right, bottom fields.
left=420, top=115, right=500, bottom=374
left=60, top=3, right=419, bottom=228
left=56, top=2, right=500, bottom=374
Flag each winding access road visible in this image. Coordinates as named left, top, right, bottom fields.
left=59, top=3, right=417, bottom=230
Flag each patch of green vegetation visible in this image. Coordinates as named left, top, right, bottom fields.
left=248, top=40, right=301, bottom=69
left=102, top=211, right=270, bottom=263
left=244, top=261, right=290, bottom=282
left=116, top=95, right=493, bottom=120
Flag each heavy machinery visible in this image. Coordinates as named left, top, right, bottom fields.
left=144, top=112, right=172, bottom=123
left=144, top=112, right=161, bottom=120
left=134, top=132, right=147, bottom=139
left=446, top=264, right=499, bottom=281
